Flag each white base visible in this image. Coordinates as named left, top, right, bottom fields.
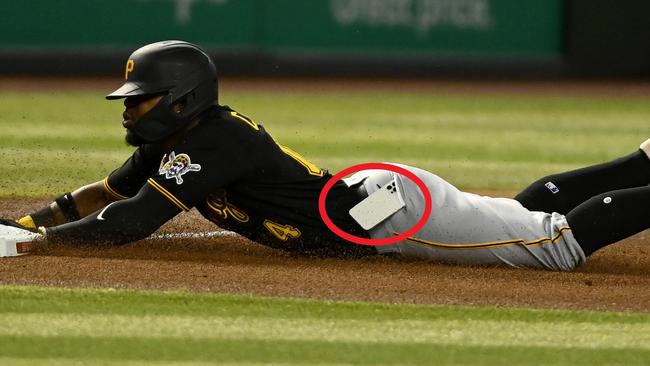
left=0, top=224, right=39, bottom=257
left=0, top=238, right=33, bottom=257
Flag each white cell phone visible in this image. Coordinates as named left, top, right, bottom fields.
left=349, top=180, right=405, bottom=230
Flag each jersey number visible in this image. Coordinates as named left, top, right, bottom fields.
left=206, top=193, right=249, bottom=223
left=263, top=220, right=301, bottom=241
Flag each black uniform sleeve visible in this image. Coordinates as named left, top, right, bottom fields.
left=45, top=184, right=181, bottom=246
left=144, top=120, right=258, bottom=212
left=105, top=143, right=165, bottom=199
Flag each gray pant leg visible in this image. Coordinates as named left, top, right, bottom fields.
left=360, top=164, right=586, bottom=271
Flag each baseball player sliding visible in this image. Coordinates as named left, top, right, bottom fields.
left=2, top=40, right=650, bottom=271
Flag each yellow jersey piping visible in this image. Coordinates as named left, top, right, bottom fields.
left=278, top=144, right=324, bottom=177
left=231, top=111, right=259, bottom=130
left=401, top=226, right=572, bottom=250
left=103, top=177, right=129, bottom=200
left=147, top=178, right=191, bottom=211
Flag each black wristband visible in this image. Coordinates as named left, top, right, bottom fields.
left=55, top=192, right=81, bottom=222
left=30, top=206, right=57, bottom=227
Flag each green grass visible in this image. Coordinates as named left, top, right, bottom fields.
left=1, top=89, right=649, bottom=196
left=1, top=285, right=650, bottom=365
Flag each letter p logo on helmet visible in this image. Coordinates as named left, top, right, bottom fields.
left=125, top=60, right=135, bottom=80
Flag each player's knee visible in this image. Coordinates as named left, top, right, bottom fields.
left=516, top=174, right=579, bottom=214
left=515, top=175, right=559, bottom=211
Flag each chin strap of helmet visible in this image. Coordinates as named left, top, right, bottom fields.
left=130, top=94, right=183, bottom=142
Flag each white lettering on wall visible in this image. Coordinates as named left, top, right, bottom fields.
left=136, top=0, right=229, bottom=24
left=332, top=0, right=413, bottom=26
left=331, top=0, right=493, bottom=32
left=417, top=0, right=492, bottom=32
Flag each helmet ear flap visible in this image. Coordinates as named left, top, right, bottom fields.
left=172, top=77, right=216, bottom=122
left=173, top=95, right=189, bottom=115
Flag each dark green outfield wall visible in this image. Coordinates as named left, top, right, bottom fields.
left=0, top=0, right=648, bottom=77
left=0, top=0, right=562, bottom=57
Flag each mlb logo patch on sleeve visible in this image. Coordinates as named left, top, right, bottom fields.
left=544, top=181, right=559, bottom=194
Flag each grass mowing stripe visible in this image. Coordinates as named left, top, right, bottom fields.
left=2, top=287, right=650, bottom=365
left=3, top=91, right=650, bottom=196
left=0, top=359, right=360, bottom=366
left=0, top=336, right=648, bottom=365
left=2, top=313, right=650, bottom=349
left=2, top=286, right=650, bottom=324
left=0, top=146, right=130, bottom=160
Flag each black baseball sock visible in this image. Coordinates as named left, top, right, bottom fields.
left=566, top=185, right=650, bottom=256
left=515, top=150, right=650, bottom=214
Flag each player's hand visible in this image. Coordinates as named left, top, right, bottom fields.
left=0, top=223, right=43, bottom=257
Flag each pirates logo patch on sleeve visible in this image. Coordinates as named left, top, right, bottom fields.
left=158, top=151, right=201, bottom=185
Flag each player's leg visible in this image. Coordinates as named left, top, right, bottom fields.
left=515, top=142, right=650, bottom=214
left=566, top=185, right=650, bottom=256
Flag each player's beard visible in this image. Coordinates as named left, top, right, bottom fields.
left=125, top=129, right=146, bottom=147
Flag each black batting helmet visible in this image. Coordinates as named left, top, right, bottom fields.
left=107, top=40, right=218, bottom=142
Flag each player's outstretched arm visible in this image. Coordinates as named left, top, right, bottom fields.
left=42, top=184, right=182, bottom=246
left=0, top=180, right=127, bottom=256
left=14, top=180, right=120, bottom=231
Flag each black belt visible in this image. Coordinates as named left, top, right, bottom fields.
left=345, top=181, right=372, bottom=237
left=323, top=181, right=374, bottom=256
left=349, top=181, right=369, bottom=203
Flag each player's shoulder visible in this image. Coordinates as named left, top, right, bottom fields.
left=218, top=105, right=262, bottom=130
left=179, top=105, right=265, bottom=148
left=195, top=105, right=261, bottom=132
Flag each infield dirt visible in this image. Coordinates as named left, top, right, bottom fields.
left=2, top=198, right=650, bottom=313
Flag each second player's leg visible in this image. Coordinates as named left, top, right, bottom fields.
left=515, top=146, right=650, bottom=214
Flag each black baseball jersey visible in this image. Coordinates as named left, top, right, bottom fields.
left=105, top=105, right=373, bottom=256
